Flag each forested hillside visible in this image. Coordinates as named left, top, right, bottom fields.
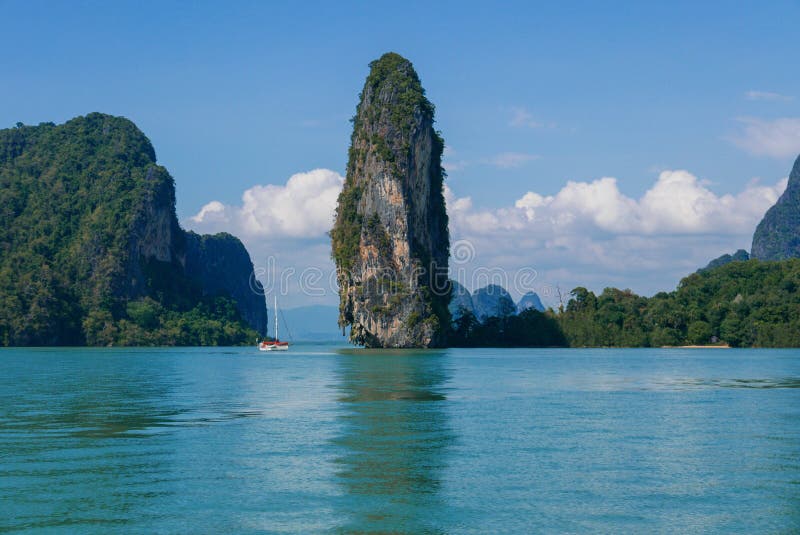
left=558, top=259, right=800, bottom=347
left=0, top=114, right=264, bottom=346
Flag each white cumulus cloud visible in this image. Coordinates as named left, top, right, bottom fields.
left=445, top=170, right=787, bottom=302
left=190, top=200, right=228, bottom=225
left=448, top=170, right=786, bottom=237
left=185, top=169, right=345, bottom=308
left=189, top=168, right=344, bottom=238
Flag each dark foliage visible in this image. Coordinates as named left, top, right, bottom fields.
left=450, top=308, right=567, bottom=347
left=558, top=259, right=800, bottom=347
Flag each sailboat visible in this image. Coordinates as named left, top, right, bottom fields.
left=258, top=295, right=289, bottom=351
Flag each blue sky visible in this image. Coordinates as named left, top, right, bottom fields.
left=3, top=1, right=800, bottom=306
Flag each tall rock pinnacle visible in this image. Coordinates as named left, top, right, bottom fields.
left=330, top=53, right=450, bottom=348
left=752, top=155, right=800, bottom=260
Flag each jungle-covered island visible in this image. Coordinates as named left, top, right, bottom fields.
left=2, top=53, right=800, bottom=348
left=0, top=114, right=266, bottom=346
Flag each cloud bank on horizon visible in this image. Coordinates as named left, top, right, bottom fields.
left=187, top=165, right=787, bottom=307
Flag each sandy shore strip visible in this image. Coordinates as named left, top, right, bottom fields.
left=662, top=344, right=731, bottom=349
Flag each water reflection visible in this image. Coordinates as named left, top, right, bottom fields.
left=651, top=376, right=800, bottom=390
left=0, top=349, right=182, bottom=531
left=332, top=349, right=453, bottom=533
left=3, top=352, right=182, bottom=439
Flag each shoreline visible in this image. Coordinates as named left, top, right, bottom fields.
left=664, top=344, right=731, bottom=349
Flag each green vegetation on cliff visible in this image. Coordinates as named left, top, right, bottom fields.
left=362, top=52, right=434, bottom=136
left=0, top=114, right=262, bottom=346
left=330, top=182, right=362, bottom=272
left=558, top=258, right=800, bottom=347
left=332, top=52, right=446, bottom=272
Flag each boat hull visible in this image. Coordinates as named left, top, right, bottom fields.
left=258, top=342, right=289, bottom=351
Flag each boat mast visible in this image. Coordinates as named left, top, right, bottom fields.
left=274, top=295, right=278, bottom=341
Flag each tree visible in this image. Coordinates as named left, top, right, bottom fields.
left=687, top=321, right=712, bottom=345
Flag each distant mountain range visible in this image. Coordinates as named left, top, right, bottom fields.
left=698, top=249, right=750, bottom=273
left=517, top=291, right=546, bottom=314
left=284, top=283, right=549, bottom=342
left=448, top=281, right=545, bottom=323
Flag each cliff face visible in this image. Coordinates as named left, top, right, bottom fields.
left=125, top=160, right=186, bottom=299
left=331, top=53, right=450, bottom=348
left=0, top=113, right=265, bottom=345
left=185, top=231, right=266, bottom=334
left=752, top=155, right=800, bottom=261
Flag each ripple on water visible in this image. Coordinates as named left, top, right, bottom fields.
left=0, top=346, right=798, bottom=533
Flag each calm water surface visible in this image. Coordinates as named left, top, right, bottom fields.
left=1, top=346, right=798, bottom=533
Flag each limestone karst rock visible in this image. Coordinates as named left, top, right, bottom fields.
left=517, top=291, right=545, bottom=313
left=472, top=285, right=517, bottom=322
left=0, top=113, right=265, bottom=345
left=331, top=53, right=450, bottom=347
left=751, top=155, right=800, bottom=261
left=448, top=280, right=475, bottom=323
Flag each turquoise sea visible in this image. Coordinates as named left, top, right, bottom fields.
left=1, top=345, right=798, bottom=533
